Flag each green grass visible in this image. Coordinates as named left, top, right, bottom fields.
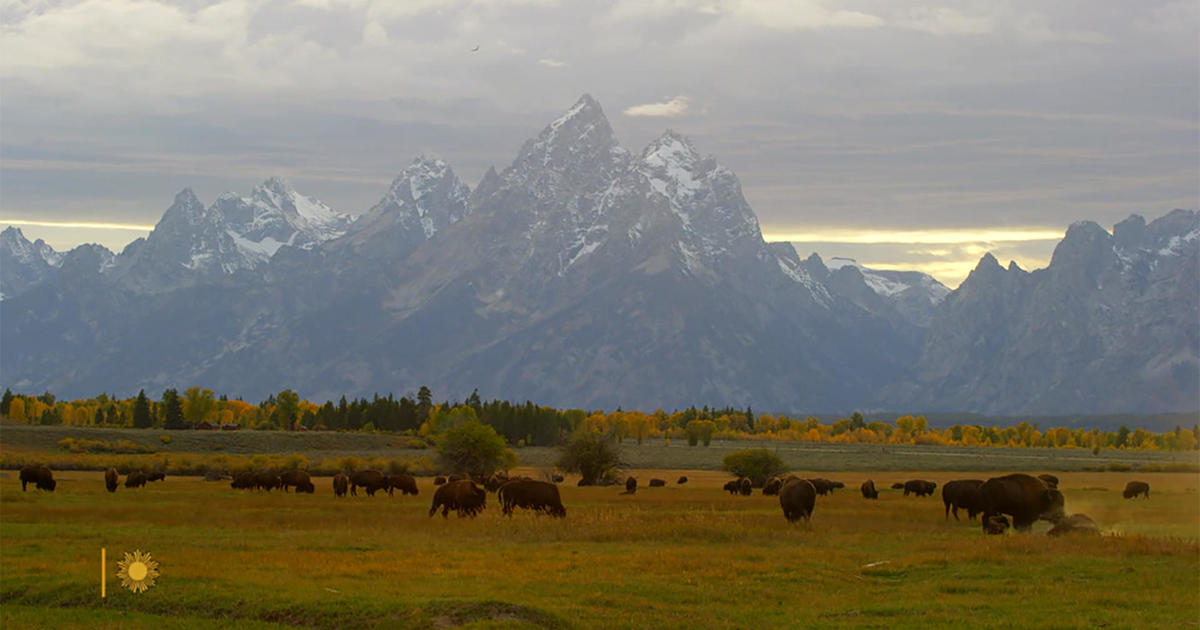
left=2, top=469, right=1197, bottom=629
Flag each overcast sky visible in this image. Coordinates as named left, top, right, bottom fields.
left=2, top=0, right=1197, bottom=285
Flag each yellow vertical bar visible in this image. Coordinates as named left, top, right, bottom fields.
left=101, top=548, right=106, bottom=598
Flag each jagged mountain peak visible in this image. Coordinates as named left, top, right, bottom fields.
left=511, top=94, right=628, bottom=182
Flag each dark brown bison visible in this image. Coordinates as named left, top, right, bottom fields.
left=829, top=481, right=845, bottom=491
left=350, top=470, right=388, bottom=496
left=738, top=477, right=752, bottom=496
left=807, top=478, right=833, bottom=496
left=1037, top=474, right=1059, bottom=488
left=552, top=474, right=565, bottom=483
left=387, top=474, right=419, bottom=496
left=763, top=478, right=783, bottom=496
left=1047, top=513, right=1100, bottom=537
left=124, top=471, right=147, bottom=488
left=984, top=514, right=1011, bottom=535
left=433, top=476, right=447, bottom=486
left=942, top=479, right=985, bottom=520
left=724, top=480, right=740, bottom=494
left=891, top=482, right=905, bottom=490
left=254, top=471, right=282, bottom=491
left=498, top=479, right=566, bottom=517
left=19, top=465, right=55, bottom=491
left=1122, top=481, right=1150, bottom=499
left=448, top=474, right=465, bottom=482
left=623, top=477, right=638, bottom=494
left=428, top=479, right=487, bottom=518
left=779, top=478, right=817, bottom=523
left=860, top=479, right=878, bottom=499
left=105, top=468, right=119, bottom=493
left=280, top=470, right=315, bottom=493
left=902, top=479, right=937, bottom=497
left=332, top=473, right=349, bottom=497
left=147, top=471, right=166, bottom=482
left=483, top=472, right=509, bottom=492
left=648, top=478, right=666, bottom=487
left=230, top=471, right=255, bottom=490
left=979, top=473, right=1066, bottom=533
left=676, top=476, right=688, bottom=484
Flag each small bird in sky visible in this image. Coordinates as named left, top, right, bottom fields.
left=470, top=44, right=480, bottom=52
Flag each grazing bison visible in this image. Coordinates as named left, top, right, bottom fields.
left=890, top=482, right=905, bottom=490
left=724, top=480, right=741, bottom=495
left=1123, top=481, right=1150, bottom=499
left=860, top=479, right=878, bottom=499
left=942, top=479, right=985, bottom=521
left=230, top=472, right=256, bottom=490
left=623, top=477, right=638, bottom=494
left=498, top=479, right=566, bottom=517
left=448, top=474, right=464, bottom=482
left=779, top=478, right=817, bottom=523
left=428, top=479, right=487, bottom=518
left=147, top=471, right=166, bottom=482
left=483, top=472, right=509, bottom=492
left=254, top=472, right=282, bottom=491
left=902, top=480, right=937, bottom=497
left=387, top=473, right=419, bottom=496
left=677, top=476, right=688, bottom=485
left=124, top=472, right=147, bottom=488
left=807, top=478, right=833, bottom=496
left=433, top=476, right=447, bottom=486
left=1037, top=474, right=1059, bottom=488
left=280, top=470, right=315, bottom=493
left=738, top=477, right=753, bottom=496
left=1048, top=513, right=1101, bottom=537
left=984, top=514, right=1011, bottom=535
left=19, top=465, right=56, bottom=492
left=763, top=478, right=783, bottom=496
left=648, top=478, right=666, bottom=487
left=829, top=481, right=845, bottom=492
left=332, top=473, right=349, bottom=497
left=979, top=473, right=1066, bottom=533
left=105, top=468, right=119, bottom=493
left=350, top=470, right=388, bottom=496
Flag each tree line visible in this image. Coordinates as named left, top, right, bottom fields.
left=1, top=388, right=1197, bottom=451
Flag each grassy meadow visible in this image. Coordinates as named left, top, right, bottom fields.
left=2, top=465, right=1198, bottom=629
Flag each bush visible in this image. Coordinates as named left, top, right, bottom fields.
left=436, top=420, right=518, bottom=477
left=557, top=429, right=622, bottom=485
left=722, top=449, right=787, bottom=488
left=159, top=435, right=172, bottom=445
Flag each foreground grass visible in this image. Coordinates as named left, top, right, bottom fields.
left=2, top=469, right=1197, bottom=629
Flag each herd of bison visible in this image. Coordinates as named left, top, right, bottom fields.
left=17, top=464, right=1153, bottom=535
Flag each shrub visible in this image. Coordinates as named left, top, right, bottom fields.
left=436, top=420, right=517, bottom=477
left=159, top=435, right=172, bottom=445
left=722, top=449, right=787, bottom=488
left=557, top=429, right=622, bottom=485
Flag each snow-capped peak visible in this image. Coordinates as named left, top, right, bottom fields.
left=512, top=94, right=627, bottom=178
left=829, top=256, right=951, bottom=302
left=1, top=226, right=62, bottom=267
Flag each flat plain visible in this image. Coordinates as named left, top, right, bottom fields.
left=2, top=463, right=1198, bottom=629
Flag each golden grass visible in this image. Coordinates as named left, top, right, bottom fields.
left=1, top=469, right=1197, bottom=629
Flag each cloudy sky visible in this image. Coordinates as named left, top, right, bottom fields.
left=2, top=0, right=1196, bottom=286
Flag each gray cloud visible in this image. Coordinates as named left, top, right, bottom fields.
left=1, top=0, right=1196, bottom=285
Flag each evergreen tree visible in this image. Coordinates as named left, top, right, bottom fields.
left=0, top=388, right=13, bottom=416
left=849, top=411, right=866, bottom=431
left=417, top=386, right=433, bottom=421
left=163, top=389, right=187, bottom=430
left=133, top=389, right=153, bottom=428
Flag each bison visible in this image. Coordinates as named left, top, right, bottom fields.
left=763, top=478, right=783, bottom=496
left=724, top=480, right=740, bottom=495
left=387, top=473, right=419, bottom=496
left=807, top=478, right=833, bottom=496
left=433, top=476, right=447, bottom=486
left=979, top=473, right=1066, bottom=533
left=1122, top=481, right=1150, bottom=499
left=942, top=479, right=985, bottom=521
left=677, top=476, right=688, bottom=485
left=902, top=479, right=937, bottom=497
left=984, top=514, right=1011, bottom=535
left=552, top=474, right=565, bottom=483
left=498, top=479, right=566, bottom=517
left=147, top=471, right=166, bottom=482
left=280, top=470, right=315, bottom=493
left=105, top=468, right=119, bottom=493
left=350, top=470, right=388, bottom=496
left=428, top=479, right=487, bottom=518
left=891, top=482, right=905, bottom=490
left=1037, top=474, right=1059, bottom=488
left=738, top=478, right=753, bottom=496
left=860, top=479, right=878, bottom=499
left=622, top=477, right=638, bottom=495
left=779, top=478, right=817, bottom=523
left=1047, top=513, right=1101, bottom=537
left=332, top=473, right=349, bottom=497
left=254, top=471, right=282, bottom=492
left=230, top=471, right=256, bottom=490
left=19, top=465, right=55, bottom=492
left=124, top=471, right=147, bottom=488
left=648, top=478, right=666, bottom=487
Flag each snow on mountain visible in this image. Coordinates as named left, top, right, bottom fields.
left=213, top=177, right=353, bottom=262
left=828, top=257, right=950, bottom=301
left=1, top=226, right=62, bottom=299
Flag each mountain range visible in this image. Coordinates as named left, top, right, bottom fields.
left=2, top=95, right=1196, bottom=415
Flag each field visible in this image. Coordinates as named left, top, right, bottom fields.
left=2, top=464, right=1198, bottom=629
